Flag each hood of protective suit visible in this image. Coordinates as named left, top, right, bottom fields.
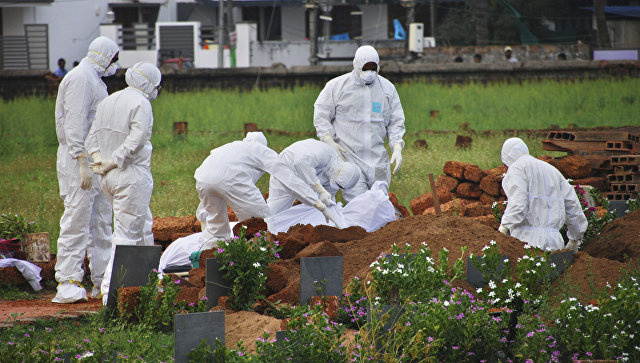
left=86, top=36, right=119, bottom=77
left=352, top=45, right=380, bottom=85
left=329, top=159, right=360, bottom=190
left=125, top=62, right=162, bottom=100
left=501, top=137, right=529, bottom=167
left=243, top=131, right=268, bottom=146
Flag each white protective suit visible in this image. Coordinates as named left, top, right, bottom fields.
left=500, top=138, right=588, bottom=251
left=53, top=36, right=119, bottom=303
left=314, top=45, right=405, bottom=202
left=194, top=132, right=322, bottom=248
left=85, top=62, right=160, bottom=304
left=267, top=139, right=361, bottom=215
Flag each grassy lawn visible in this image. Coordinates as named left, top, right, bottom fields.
left=1, top=78, right=638, bottom=252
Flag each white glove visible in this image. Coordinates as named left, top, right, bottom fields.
left=77, top=153, right=93, bottom=190
left=314, top=200, right=343, bottom=228
left=498, top=224, right=509, bottom=235
left=565, top=239, right=579, bottom=253
left=89, top=152, right=102, bottom=174
left=322, top=135, right=346, bottom=161
left=90, top=158, right=117, bottom=176
left=390, top=143, right=403, bottom=174
left=312, top=183, right=335, bottom=207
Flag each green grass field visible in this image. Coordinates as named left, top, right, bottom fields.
left=1, top=78, right=638, bottom=252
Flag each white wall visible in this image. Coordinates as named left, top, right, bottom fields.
left=31, top=0, right=111, bottom=71
left=281, top=7, right=306, bottom=41
left=361, top=5, right=388, bottom=41
left=2, top=7, right=25, bottom=36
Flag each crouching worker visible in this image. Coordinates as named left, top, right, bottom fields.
left=267, top=139, right=360, bottom=215
left=85, top=62, right=161, bottom=304
left=498, top=137, right=587, bottom=253
left=194, top=132, right=342, bottom=249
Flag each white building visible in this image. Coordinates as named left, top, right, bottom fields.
left=1, top=0, right=433, bottom=70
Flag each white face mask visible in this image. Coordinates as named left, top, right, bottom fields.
left=103, top=62, right=118, bottom=77
left=149, top=87, right=159, bottom=101
left=360, top=70, right=376, bottom=85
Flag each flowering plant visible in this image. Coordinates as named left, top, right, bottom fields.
left=626, top=198, right=640, bottom=213
left=572, top=185, right=615, bottom=249
left=336, top=276, right=369, bottom=329
left=369, top=242, right=465, bottom=304
left=215, top=228, right=281, bottom=310
left=255, top=303, right=346, bottom=362
left=471, top=241, right=552, bottom=310
left=491, top=201, right=508, bottom=224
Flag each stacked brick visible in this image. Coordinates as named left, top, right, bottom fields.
left=606, top=155, right=640, bottom=201
left=410, top=161, right=508, bottom=218
left=542, top=127, right=640, bottom=200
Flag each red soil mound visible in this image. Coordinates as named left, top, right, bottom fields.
left=583, top=209, right=640, bottom=262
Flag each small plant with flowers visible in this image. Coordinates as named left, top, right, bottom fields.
left=370, top=242, right=465, bottom=304
left=255, top=303, right=347, bottom=362
left=491, top=200, right=508, bottom=224
left=572, top=184, right=615, bottom=249
left=626, top=198, right=640, bottom=213
left=188, top=338, right=249, bottom=362
left=133, top=270, right=209, bottom=330
left=336, top=275, right=369, bottom=329
left=471, top=241, right=553, bottom=310
left=215, top=227, right=281, bottom=310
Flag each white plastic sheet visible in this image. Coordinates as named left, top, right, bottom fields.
left=267, top=181, right=396, bottom=234
left=0, top=258, right=42, bottom=291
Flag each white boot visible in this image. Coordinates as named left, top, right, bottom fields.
left=52, top=280, right=87, bottom=303
left=565, top=240, right=579, bottom=254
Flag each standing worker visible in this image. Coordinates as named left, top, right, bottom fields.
left=85, top=62, right=161, bottom=304
left=498, top=137, right=587, bottom=252
left=267, top=139, right=361, bottom=215
left=194, top=132, right=341, bottom=249
left=53, top=36, right=119, bottom=303
left=314, top=45, right=405, bottom=202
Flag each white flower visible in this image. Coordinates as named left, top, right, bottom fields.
left=253, top=262, right=261, bottom=268
left=370, top=261, right=378, bottom=267
left=515, top=282, right=521, bottom=288
left=501, top=278, right=508, bottom=283
left=442, top=247, right=449, bottom=252
left=382, top=270, right=388, bottom=275
left=524, top=244, right=531, bottom=249
left=488, top=291, right=495, bottom=297
left=482, top=246, right=490, bottom=252
left=259, top=247, right=267, bottom=252
left=443, top=300, right=450, bottom=306
left=405, top=243, right=411, bottom=247
left=477, top=288, right=483, bottom=293
left=490, top=240, right=497, bottom=246
left=488, top=280, right=497, bottom=289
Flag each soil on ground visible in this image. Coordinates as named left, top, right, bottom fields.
left=1, top=208, right=637, bottom=354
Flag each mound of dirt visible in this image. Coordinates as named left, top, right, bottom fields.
left=583, top=209, right=640, bottom=262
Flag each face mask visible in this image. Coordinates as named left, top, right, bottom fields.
left=149, top=87, right=158, bottom=101
left=103, top=62, right=118, bottom=77
left=360, top=70, right=376, bottom=85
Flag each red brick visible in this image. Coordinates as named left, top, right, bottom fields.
left=443, top=161, right=473, bottom=179
left=463, top=165, right=486, bottom=183
left=410, top=188, right=453, bottom=216
left=456, top=182, right=483, bottom=199
left=436, top=174, right=459, bottom=192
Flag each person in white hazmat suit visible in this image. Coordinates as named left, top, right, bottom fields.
left=314, top=45, right=405, bottom=202
left=53, top=36, right=120, bottom=303
left=85, top=62, right=161, bottom=305
left=194, top=132, right=342, bottom=249
left=499, top=138, right=587, bottom=252
left=267, top=139, right=361, bottom=215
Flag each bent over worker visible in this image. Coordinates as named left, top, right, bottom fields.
left=53, top=36, right=119, bottom=303
left=267, top=138, right=360, bottom=215
left=85, top=62, right=161, bottom=304
left=314, top=45, right=405, bottom=202
left=499, top=137, right=587, bottom=252
left=194, top=132, right=341, bottom=249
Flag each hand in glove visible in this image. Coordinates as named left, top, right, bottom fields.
left=312, top=183, right=335, bottom=207
left=498, top=224, right=509, bottom=235
left=314, top=200, right=343, bottom=228
left=389, top=143, right=403, bottom=174
left=89, top=152, right=103, bottom=174
left=322, top=135, right=346, bottom=161
left=90, top=157, right=117, bottom=176
left=565, top=239, right=579, bottom=253
left=77, top=153, right=93, bottom=190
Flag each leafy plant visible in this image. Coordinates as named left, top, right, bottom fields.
left=573, top=185, right=615, bottom=249
left=336, top=275, right=369, bottom=330
left=626, top=198, right=640, bottom=213
left=130, top=270, right=208, bottom=331
left=188, top=338, right=248, bottom=362
left=255, top=303, right=346, bottom=363
left=491, top=201, right=508, bottom=224
left=215, top=228, right=281, bottom=310
left=370, top=242, right=466, bottom=304
left=0, top=213, right=37, bottom=240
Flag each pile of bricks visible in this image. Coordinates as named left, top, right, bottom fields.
left=542, top=127, right=640, bottom=201
left=607, top=155, right=640, bottom=201
left=410, top=161, right=508, bottom=217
